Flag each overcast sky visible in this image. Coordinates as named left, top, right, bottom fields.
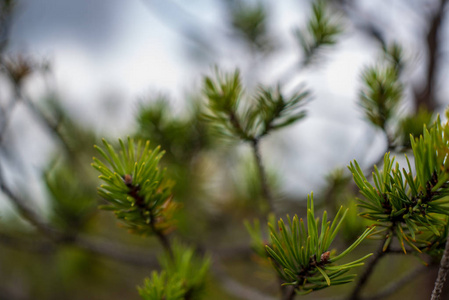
left=2, top=0, right=448, bottom=207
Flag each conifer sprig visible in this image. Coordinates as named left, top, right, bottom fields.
left=294, top=0, right=343, bottom=66
left=203, top=69, right=309, bottom=142
left=251, top=85, right=309, bottom=138
left=92, top=138, right=177, bottom=236
left=349, top=118, right=449, bottom=253
left=359, top=65, right=403, bottom=131
left=264, top=194, right=374, bottom=294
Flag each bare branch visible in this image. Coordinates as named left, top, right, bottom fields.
left=365, top=264, right=430, bottom=300
left=212, top=260, right=277, bottom=300
left=251, top=138, right=275, bottom=213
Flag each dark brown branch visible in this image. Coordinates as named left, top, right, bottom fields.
left=431, top=231, right=449, bottom=300
left=348, top=241, right=388, bottom=300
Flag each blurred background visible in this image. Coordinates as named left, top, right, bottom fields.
left=0, top=0, right=448, bottom=299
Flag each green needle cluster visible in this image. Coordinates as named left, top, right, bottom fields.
left=265, top=194, right=374, bottom=295
left=349, top=118, right=449, bottom=253
left=92, top=137, right=177, bottom=235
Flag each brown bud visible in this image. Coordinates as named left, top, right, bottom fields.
left=123, top=174, right=133, bottom=186
left=320, top=251, right=330, bottom=263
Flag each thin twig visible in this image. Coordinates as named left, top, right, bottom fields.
left=16, top=89, right=77, bottom=160
left=365, top=264, right=430, bottom=300
left=0, top=96, right=19, bottom=145
left=251, top=138, right=274, bottom=213
left=0, top=166, right=61, bottom=240
left=212, top=260, right=277, bottom=300
left=151, top=222, right=173, bottom=259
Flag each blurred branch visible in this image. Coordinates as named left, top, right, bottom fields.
left=71, top=235, right=159, bottom=267
left=251, top=138, right=274, bottom=213
left=0, top=165, right=159, bottom=267
left=366, top=264, right=430, bottom=300
left=0, top=165, right=61, bottom=239
left=0, top=231, right=56, bottom=254
left=212, top=260, right=277, bottom=300
left=413, top=0, right=448, bottom=112
left=16, top=89, right=78, bottom=161
left=0, top=169, right=255, bottom=270
left=0, top=95, right=19, bottom=145
left=348, top=241, right=388, bottom=300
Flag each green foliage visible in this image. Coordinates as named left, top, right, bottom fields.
left=349, top=118, right=449, bottom=253
left=92, top=138, right=177, bottom=235
left=359, top=64, right=403, bottom=130
left=139, top=242, right=210, bottom=300
left=203, top=69, right=309, bottom=141
left=294, top=0, right=343, bottom=65
left=264, top=194, right=374, bottom=294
